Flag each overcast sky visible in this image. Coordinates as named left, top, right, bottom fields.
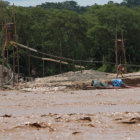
left=6, top=0, right=123, bottom=7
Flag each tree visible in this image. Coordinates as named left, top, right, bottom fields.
left=122, top=0, right=140, bottom=7
left=43, top=9, right=88, bottom=59
left=0, top=0, right=10, bottom=23
left=39, top=1, right=87, bottom=14
left=84, top=3, right=140, bottom=71
left=1, top=0, right=140, bottom=75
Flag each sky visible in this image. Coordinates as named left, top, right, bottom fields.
left=6, top=0, right=123, bottom=7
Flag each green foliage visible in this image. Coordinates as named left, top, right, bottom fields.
left=84, top=3, right=140, bottom=68
left=0, top=0, right=140, bottom=76
left=0, top=0, right=10, bottom=22
left=38, top=1, right=88, bottom=14
left=121, top=0, right=140, bottom=8
left=98, top=64, right=116, bottom=73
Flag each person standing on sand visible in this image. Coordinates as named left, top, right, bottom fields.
left=116, top=64, right=126, bottom=78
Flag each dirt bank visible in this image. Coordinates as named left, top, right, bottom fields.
left=0, top=70, right=140, bottom=139
left=10, top=70, right=140, bottom=92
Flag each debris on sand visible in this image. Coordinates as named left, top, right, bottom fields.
left=78, top=117, right=92, bottom=122
left=55, top=117, right=62, bottom=122
left=14, top=122, right=54, bottom=131
left=72, top=131, right=81, bottom=135
left=1, top=114, right=12, bottom=118
left=29, top=123, right=43, bottom=128
left=29, top=122, right=54, bottom=131
left=88, top=123, right=95, bottom=127
left=122, top=117, right=140, bottom=124
left=115, top=118, right=123, bottom=121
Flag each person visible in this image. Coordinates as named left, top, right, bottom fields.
left=31, top=69, right=36, bottom=80
left=90, top=79, right=127, bottom=89
left=112, top=79, right=127, bottom=87
left=91, top=80, right=111, bottom=88
left=116, top=64, right=126, bottom=78
left=31, top=69, right=36, bottom=76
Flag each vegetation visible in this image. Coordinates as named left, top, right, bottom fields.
left=0, top=0, right=140, bottom=76
left=39, top=1, right=88, bottom=14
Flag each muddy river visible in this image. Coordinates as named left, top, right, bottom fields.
left=0, top=88, right=140, bottom=140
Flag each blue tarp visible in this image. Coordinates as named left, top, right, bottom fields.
left=112, top=79, right=124, bottom=87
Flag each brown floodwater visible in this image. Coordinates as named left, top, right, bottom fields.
left=0, top=88, right=140, bottom=140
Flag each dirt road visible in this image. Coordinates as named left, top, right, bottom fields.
left=0, top=88, right=140, bottom=140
